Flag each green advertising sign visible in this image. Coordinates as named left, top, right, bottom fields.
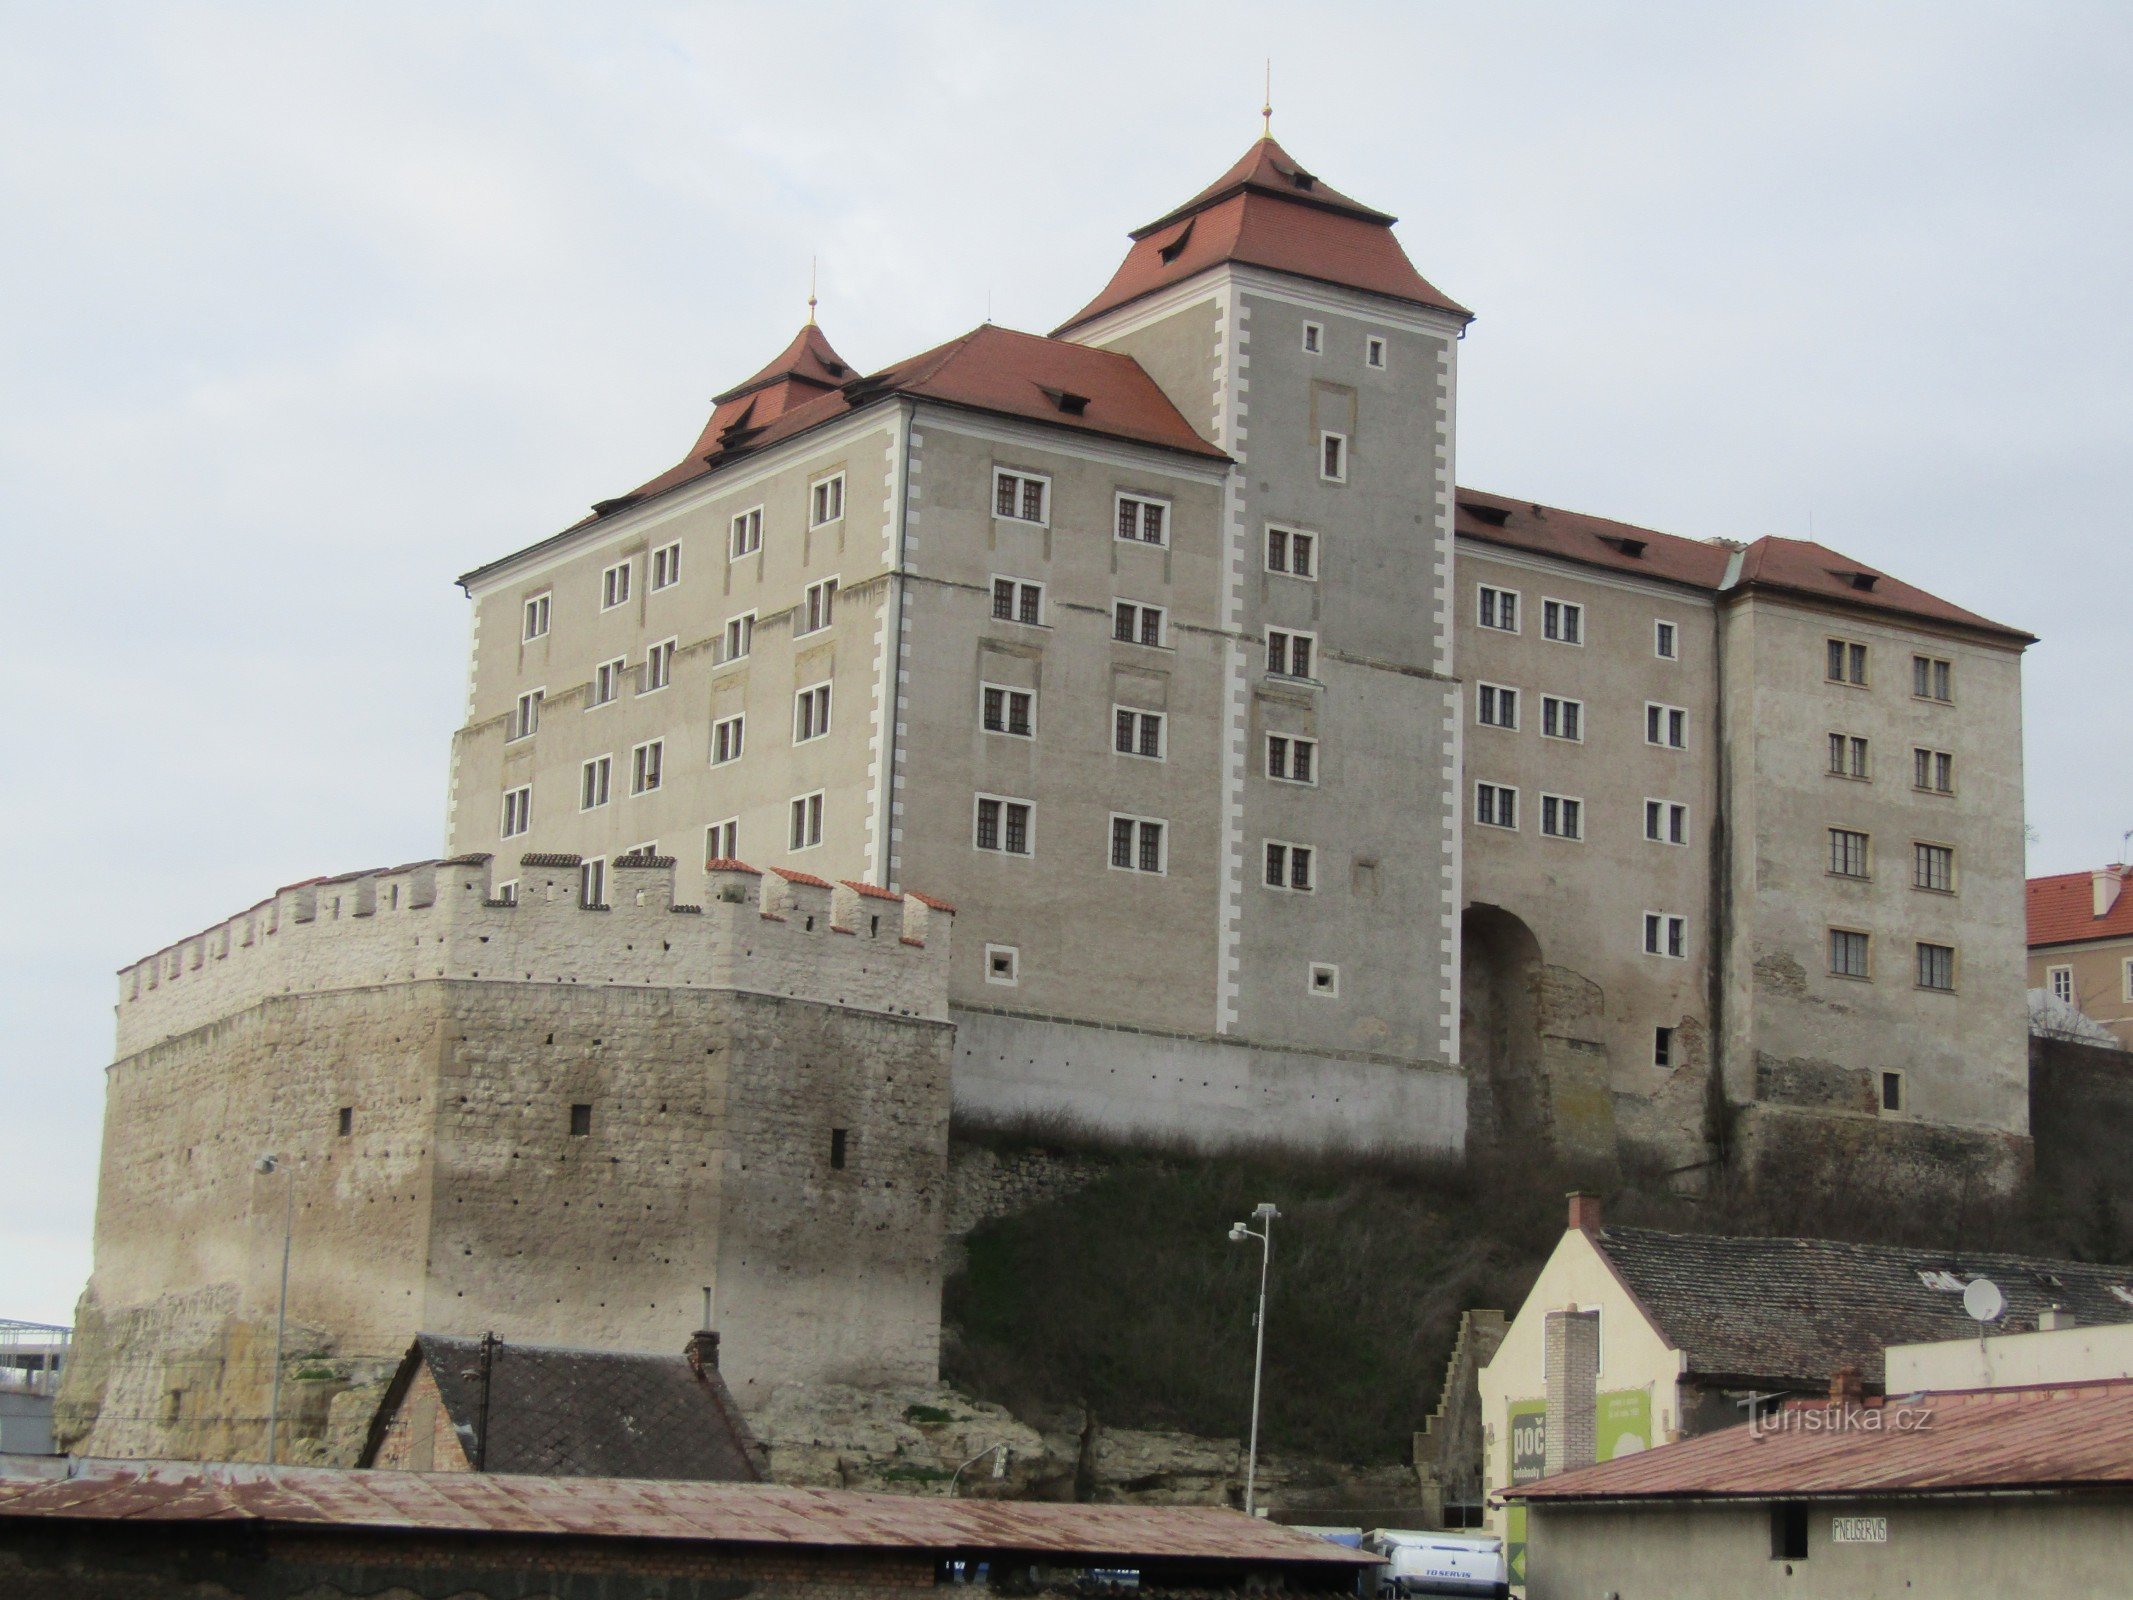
left=1597, top=1388, right=1652, bottom=1460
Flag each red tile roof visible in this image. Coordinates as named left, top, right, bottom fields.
left=1456, top=488, right=2033, bottom=644
left=1056, top=136, right=1470, bottom=333
left=2028, top=867, right=2133, bottom=948
left=1510, top=1378, right=2133, bottom=1501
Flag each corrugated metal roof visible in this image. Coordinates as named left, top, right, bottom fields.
left=1509, top=1377, right=2133, bottom=1502
left=0, top=1461, right=1374, bottom=1566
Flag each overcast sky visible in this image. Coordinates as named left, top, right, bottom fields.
left=5, top=3, right=2129, bottom=1324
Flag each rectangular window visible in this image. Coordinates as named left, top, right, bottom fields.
left=1540, top=794, right=1583, bottom=840
left=829, top=1128, right=847, bottom=1170
left=1542, top=599, right=1584, bottom=644
left=789, top=791, right=824, bottom=851
left=981, top=685, right=1035, bottom=737
left=601, top=559, right=632, bottom=610
left=1914, top=842, right=1955, bottom=893
left=2047, top=964, right=2072, bottom=1003
left=2123, top=957, right=2133, bottom=1004
left=1319, top=430, right=1347, bottom=482
left=1829, top=928, right=1871, bottom=979
left=651, top=541, right=682, bottom=590
left=1771, top=1504, right=1809, bottom=1563
left=570, top=1103, right=592, bottom=1138
left=994, top=469, right=1050, bottom=524
left=1366, top=335, right=1388, bottom=369
left=1827, top=638, right=1868, bottom=685
left=1476, top=683, right=1519, bottom=730
left=1914, top=747, right=1954, bottom=794
left=579, top=858, right=606, bottom=908
left=1881, top=1071, right=1905, bottom=1113
left=510, top=689, right=544, bottom=741
left=1644, top=913, right=1688, bottom=959
left=706, top=818, right=738, bottom=863
left=1917, top=942, right=1956, bottom=991
left=1301, top=321, right=1323, bottom=354
left=985, top=944, right=1019, bottom=986
left=1829, top=733, right=1870, bottom=779
left=1267, top=734, right=1317, bottom=785
left=1264, top=841, right=1315, bottom=891
left=711, top=714, right=745, bottom=765
left=1913, top=655, right=1953, bottom=701
left=1654, top=1026, right=1674, bottom=1068
left=1114, top=601, right=1167, bottom=647
left=799, top=577, right=838, bottom=635
left=1477, top=585, right=1520, bottom=633
left=643, top=638, right=674, bottom=693
left=1266, top=525, right=1317, bottom=577
left=722, top=611, right=755, bottom=663
left=992, top=577, right=1045, bottom=625
left=794, top=683, right=832, bottom=742
left=974, top=795, right=1033, bottom=856
left=809, top=472, right=845, bottom=527
left=1267, top=628, right=1315, bottom=679
left=593, top=657, right=625, bottom=706
left=1116, top=493, right=1169, bottom=545
left=1646, top=703, right=1687, bottom=749
left=522, top=593, right=550, bottom=641
left=1644, top=800, right=1689, bottom=845
left=1829, top=828, right=1870, bottom=878
left=579, top=756, right=613, bottom=810
left=1114, top=707, right=1164, bottom=759
left=1654, top=620, right=1678, bottom=660
left=1474, top=782, right=1519, bottom=830
left=501, top=785, right=532, bottom=839
left=1541, top=696, right=1583, bottom=742
left=1109, top=814, right=1167, bottom=874
left=731, top=507, right=763, bottom=558
left=629, top=740, right=664, bottom=795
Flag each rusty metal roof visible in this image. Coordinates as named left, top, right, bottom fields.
left=1509, top=1377, right=2133, bottom=1503
left=0, top=1461, right=1374, bottom=1566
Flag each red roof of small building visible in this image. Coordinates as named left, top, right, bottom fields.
left=1509, top=1378, right=2133, bottom=1502
left=2028, top=867, right=2133, bottom=948
left=1056, top=136, right=1470, bottom=333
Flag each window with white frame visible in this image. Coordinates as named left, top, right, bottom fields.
left=1829, top=927, right=1871, bottom=979
left=1267, top=628, right=1315, bottom=679
left=974, top=794, right=1032, bottom=856
left=985, top=943, right=1020, bottom=986
left=1646, top=703, right=1687, bottom=749
left=593, top=657, right=625, bottom=706
left=1913, top=747, right=1954, bottom=794
left=1645, top=913, right=1688, bottom=959
left=2123, top=957, right=2133, bottom=1003
left=994, top=469, right=1049, bottom=523
left=1266, top=525, right=1317, bottom=577
left=1913, top=655, right=1954, bottom=702
left=1644, top=799, right=1689, bottom=845
left=1319, top=431, right=1348, bottom=482
left=2047, top=964, right=2073, bottom=1003
left=1302, top=321, right=1323, bottom=354
left=1476, top=683, right=1519, bottom=730
left=1474, top=782, right=1518, bottom=830
left=643, top=639, right=674, bottom=693
left=1829, top=733, right=1870, bottom=779
left=721, top=611, right=755, bottom=663
left=1542, top=599, right=1584, bottom=644
left=809, top=473, right=845, bottom=527
left=1366, top=335, right=1387, bottom=370
left=1829, top=827, right=1870, bottom=879
left=1540, top=794, right=1583, bottom=840
left=1116, top=493, right=1168, bottom=545
left=1654, top=620, right=1678, bottom=660
left=510, top=689, right=543, bottom=741
left=501, top=785, right=532, bottom=839
left=1478, top=585, right=1519, bottom=633
left=1114, top=707, right=1164, bottom=759
left=601, top=559, right=632, bottom=610
left=731, top=507, right=763, bottom=558
left=1267, top=734, right=1317, bottom=785
left=1263, top=840, right=1314, bottom=891
left=981, top=684, right=1034, bottom=737
left=579, top=756, right=613, bottom=811
left=1827, top=638, right=1869, bottom=686
left=711, top=714, right=744, bottom=765
left=1115, top=600, right=1167, bottom=647
left=1309, top=962, right=1340, bottom=997
left=522, top=593, right=550, bottom=641
left=1914, top=842, right=1955, bottom=893
left=706, top=818, right=738, bottom=863
left=789, top=791, right=824, bottom=851
left=992, top=577, right=1044, bottom=625
left=1109, top=814, right=1166, bottom=874
left=494, top=880, right=519, bottom=906
left=1541, top=696, right=1583, bottom=742
left=630, top=740, right=664, bottom=795
left=580, top=857, right=607, bottom=907
left=798, top=577, right=838, bottom=635
left=651, top=541, right=682, bottom=590
left=794, top=683, right=831, bottom=742
left=1916, top=942, right=1956, bottom=992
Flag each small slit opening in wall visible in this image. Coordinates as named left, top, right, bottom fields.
left=830, top=1128, right=848, bottom=1170
left=570, top=1103, right=592, bottom=1137
left=337, top=1107, right=352, bottom=1137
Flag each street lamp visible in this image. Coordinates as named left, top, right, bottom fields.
left=948, top=1441, right=1012, bottom=1496
left=1227, top=1201, right=1280, bottom=1517
left=254, top=1154, right=295, bottom=1466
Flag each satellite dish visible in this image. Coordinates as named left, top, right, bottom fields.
left=1963, top=1277, right=2006, bottom=1324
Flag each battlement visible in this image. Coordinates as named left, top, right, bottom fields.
left=115, top=853, right=954, bottom=1058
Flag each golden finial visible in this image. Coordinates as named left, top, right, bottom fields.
left=1262, top=60, right=1272, bottom=138
left=807, top=256, right=818, bottom=326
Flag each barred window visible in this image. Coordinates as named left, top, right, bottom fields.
left=1117, top=494, right=1168, bottom=545
left=995, top=470, right=1049, bottom=523
left=1268, top=628, right=1315, bottom=678
left=982, top=685, right=1034, bottom=737
left=1114, top=708, right=1164, bottom=758
left=1109, top=815, right=1166, bottom=874
left=1264, top=841, right=1314, bottom=891
left=1267, top=526, right=1316, bottom=577
left=1115, top=601, right=1166, bottom=647
left=975, top=796, right=1032, bottom=856
left=1267, top=735, right=1317, bottom=784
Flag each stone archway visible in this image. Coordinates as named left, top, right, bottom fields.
left=1460, top=904, right=1617, bottom=1168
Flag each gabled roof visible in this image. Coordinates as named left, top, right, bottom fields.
left=1056, top=136, right=1470, bottom=334
left=715, top=321, right=853, bottom=406
left=1510, top=1377, right=2133, bottom=1502
left=1729, top=535, right=2034, bottom=642
left=359, top=1334, right=761, bottom=1482
left=2028, top=867, right=2133, bottom=948
left=1587, top=1225, right=2133, bottom=1387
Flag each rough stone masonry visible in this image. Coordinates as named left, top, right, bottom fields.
left=58, top=851, right=956, bottom=1464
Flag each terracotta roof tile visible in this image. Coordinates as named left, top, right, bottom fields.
left=704, top=858, right=762, bottom=876
left=841, top=880, right=902, bottom=901
left=768, top=868, right=833, bottom=888
left=1731, top=535, right=2032, bottom=641
left=904, top=892, right=957, bottom=914
left=2028, top=867, right=2133, bottom=948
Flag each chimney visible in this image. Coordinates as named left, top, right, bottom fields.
left=2039, top=1307, right=2077, bottom=1332
left=1828, top=1366, right=1864, bottom=1406
left=1567, top=1192, right=1604, bottom=1234
left=2096, top=867, right=2127, bottom=920
left=685, top=1285, right=719, bottom=1376
left=1542, top=1308, right=1600, bottom=1477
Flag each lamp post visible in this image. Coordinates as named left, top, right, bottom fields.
left=948, top=1442, right=1011, bottom=1496
left=254, top=1154, right=295, bottom=1466
left=1227, top=1201, right=1280, bottom=1517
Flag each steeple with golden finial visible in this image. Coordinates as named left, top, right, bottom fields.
left=806, top=255, right=818, bottom=327
left=1261, top=60, right=1272, bottom=140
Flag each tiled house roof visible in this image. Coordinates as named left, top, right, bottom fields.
left=2028, top=867, right=2133, bottom=948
